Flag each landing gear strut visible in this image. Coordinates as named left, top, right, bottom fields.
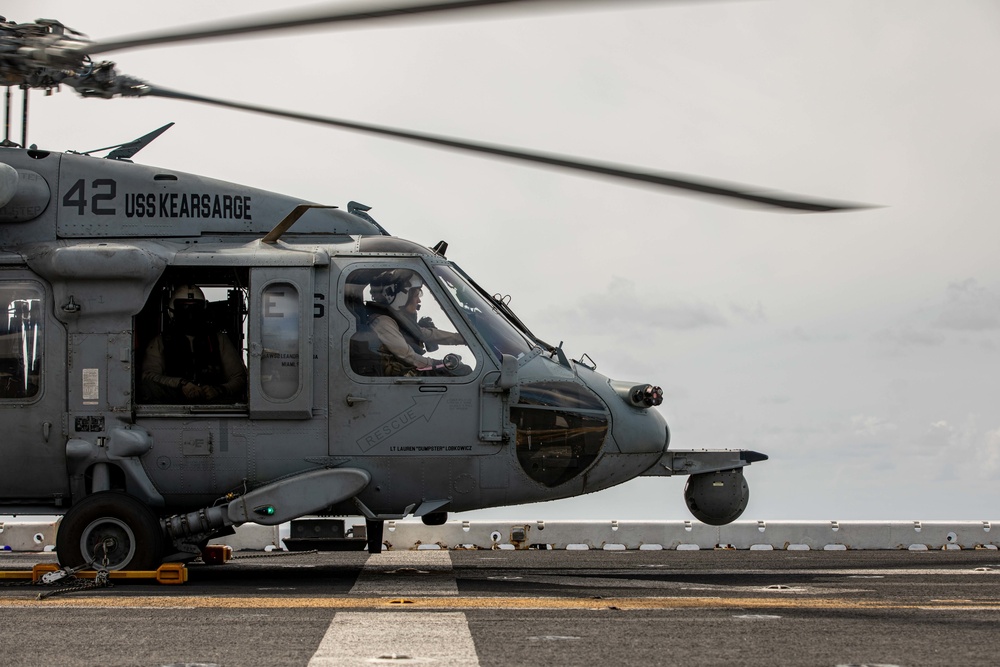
left=365, top=518, right=384, bottom=554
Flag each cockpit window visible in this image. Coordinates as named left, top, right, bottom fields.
left=345, top=267, right=477, bottom=378
left=432, top=265, right=535, bottom=361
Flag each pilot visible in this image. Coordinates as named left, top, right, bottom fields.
left=368, top=270, right=471, bottom=376
left=141, top=284, right=248, bottom=403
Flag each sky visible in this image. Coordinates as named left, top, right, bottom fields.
left=9, top=0, right=1000, bottom=522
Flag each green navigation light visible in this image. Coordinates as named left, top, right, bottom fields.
left=253, top=504, right=276, bottom=517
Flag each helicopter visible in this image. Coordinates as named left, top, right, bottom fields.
left=0, top=0, right=864, bottom=570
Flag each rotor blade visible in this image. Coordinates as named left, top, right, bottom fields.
left=81, top=0, right=662, bottom=57
left=148, top=86, right=864, bottom=212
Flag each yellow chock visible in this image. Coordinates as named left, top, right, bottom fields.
left=3, top=562, right=188, bottom=584
left=155, top=563, right=187, bottom=584
left=201, top=544, right=233, bottom=565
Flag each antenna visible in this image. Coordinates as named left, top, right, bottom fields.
left=19, top=85, right=26, bottom=148
left=78, top=122, right=176, bottom=160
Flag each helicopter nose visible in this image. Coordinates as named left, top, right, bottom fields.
left=609, top=395, right=669, bottom=455
left=508, top=363, right=667, bottom=493
left=577, top=374, right=668, bottom=495
left=576, top=370, right=670, bottom=456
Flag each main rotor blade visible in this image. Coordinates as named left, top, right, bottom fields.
left=81, top=0, right=661, bottom=57
left=148, top=85, right=864, bottom=212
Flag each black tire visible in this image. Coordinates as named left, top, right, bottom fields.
left=56, top=492, right=165, bottom=571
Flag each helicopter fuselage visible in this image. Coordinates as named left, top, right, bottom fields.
left=1, top=146, right=679, bottom=531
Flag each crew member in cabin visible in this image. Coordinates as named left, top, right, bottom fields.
left=368, top=270, right=471, bottom=377
left=141, top=284, right=248, bottom=403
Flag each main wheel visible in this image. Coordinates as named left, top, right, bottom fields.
left=56, top=492, right=165, bottom=571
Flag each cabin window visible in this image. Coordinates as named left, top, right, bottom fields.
left=0, top=282, right=43, bottom=400
left=135, top=269, right=248, bottom=406
left=259, top=282, right=300, bottom=400
left=345, top=267, right=476, bottom=378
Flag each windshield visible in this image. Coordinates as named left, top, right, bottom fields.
left=432, top=264, right=536, bottom=361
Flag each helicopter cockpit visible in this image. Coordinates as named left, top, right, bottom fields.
left=342, top=257, right=606, bottom=488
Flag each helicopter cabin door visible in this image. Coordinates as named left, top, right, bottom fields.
left=332, top=260, right=496, bottom=462
left=0, top=272, right=70, bottom=504
left=248, top=267, right=314, bottom=419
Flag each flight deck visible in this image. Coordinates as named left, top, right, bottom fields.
left=1, top=548, right=998, bottom=666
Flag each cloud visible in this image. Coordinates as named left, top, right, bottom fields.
left=985, top=428, right=1000, bottom=472
left=872, top=326, right=946, bottom=349
left=650, top=303, right=729, bottom=330
left=729, top=300, right=767, bottom=324
left=915, top=420, right=953, bottom=454
left=822, top=414, right=1000, bottom=495
left=549, top=276, right=730, bottom=332
left=934, top=279, right=1000, bottom=331
left=873, top=279, right=1000, bottom=353
left=913, top=418, right=1000, bottom=479
left=851, top=414, right=898, bottom=437
left=782, top=327, right=850, bottom=344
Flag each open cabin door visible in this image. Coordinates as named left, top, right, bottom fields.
left=248, top=267, right=314, bottom=419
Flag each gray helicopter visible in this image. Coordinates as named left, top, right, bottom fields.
left=0, top=1, right=861, bottom=570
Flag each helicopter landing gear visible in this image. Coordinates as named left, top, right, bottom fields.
left=56, top=491, right=165, bottom=571
left=365, top=518, right=385, bottom=554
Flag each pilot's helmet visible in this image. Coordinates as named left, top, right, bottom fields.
left=371, top=270, right=423, bottom=311
left=168, top=284, right=208, bottom=334
left=169, top=284, right=206, bottom=315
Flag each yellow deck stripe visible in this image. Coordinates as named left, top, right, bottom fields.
left=1, top=595, right=999, bottom=610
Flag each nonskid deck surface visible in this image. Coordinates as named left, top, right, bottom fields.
left=1, top=549, right=998, bottom=666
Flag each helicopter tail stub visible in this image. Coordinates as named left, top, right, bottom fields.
left=161, top=467, right=372, bottom=551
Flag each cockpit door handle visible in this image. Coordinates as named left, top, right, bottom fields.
left=346, top=395, right=368, bottom=407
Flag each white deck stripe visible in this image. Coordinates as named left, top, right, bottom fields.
left=349, top=550, right=459, bottom=596
left=307, top=612, right=480, bottom=666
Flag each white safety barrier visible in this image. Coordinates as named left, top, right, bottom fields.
left=2, top=519, right=997, bottom=552
left=0, top=519, right=60, bottom=552
left=381, top=520, right=1000, bottom=552
left=0, top=519, right=282, bottom=554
